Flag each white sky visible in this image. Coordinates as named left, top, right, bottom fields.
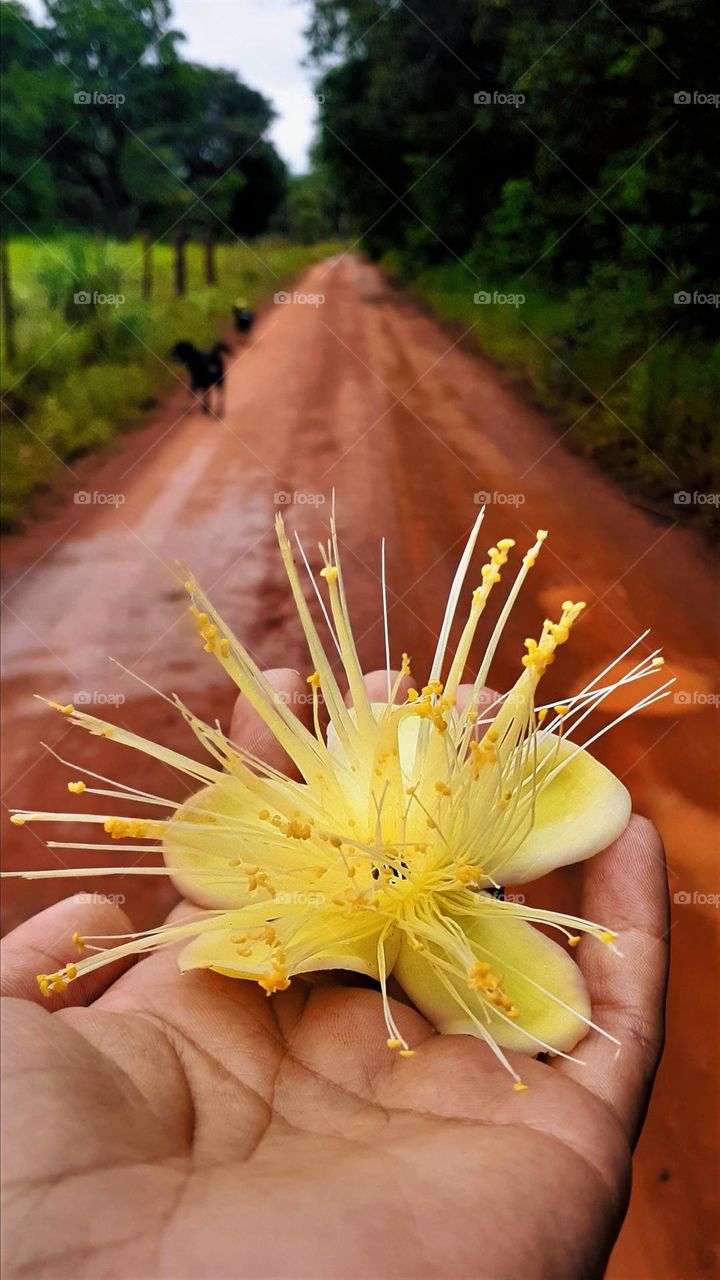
left=23, top=0, right=318, bottom=172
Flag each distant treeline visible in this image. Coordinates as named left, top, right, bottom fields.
left=1, top=0, right=289, bottom=240
left=307, top=0, right=720, bottom=509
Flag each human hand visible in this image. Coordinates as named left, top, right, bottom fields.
left=1, top=670, right=669, bottom=1280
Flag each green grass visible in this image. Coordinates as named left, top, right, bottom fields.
left=1, top=235, right=345, bottom=525
left=384, top=256, right=720, bottom=527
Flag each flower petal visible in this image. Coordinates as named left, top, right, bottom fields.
left=394, top=909, right=590, bottom=1054
left=179, top=912, right=394, bottom=981
left=326, top=701, right=446, bottom=788
left=163, top=778, right=260, bottom=909
left=489, top=734, right=631, bottom=885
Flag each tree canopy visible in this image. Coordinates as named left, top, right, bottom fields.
left=307, top=0, right=719, bottom=310
left=1, top=0, right=287, bottom=238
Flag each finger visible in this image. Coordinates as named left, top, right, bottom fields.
left=229, top=668, right=313, bottom=777
left=455, top=682, right=502, bottom=717
left=555, top=815, right=670, bottom=1144
left=0, top=896, right=135, bottom=1008
left=354, top=668, right=413, bottom=706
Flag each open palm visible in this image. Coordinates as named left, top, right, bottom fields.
left=1, top=672, right=669, bottom=1280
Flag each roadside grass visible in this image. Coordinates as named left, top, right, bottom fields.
left=384, top=256, right=720, bottom=530
left=1, top=236, right=344, bottom=525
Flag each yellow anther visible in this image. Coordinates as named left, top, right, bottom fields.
left=399, top=1049, right=415, bottom=1058
left=49, top=702, right=74, bottom=716
left=568, top=935, right=581, bottom=947
left=601, top=930, right=617, bottom=944
left=320, top=566, right=339, bottom=583
left=306, top=671, right=321, bottom=688
left=104, top=817, right=152, bottom=840
left=258, top=970, right=291, bottom=995
left=10, top=814, right=26, bottom=826
left=258, top=809, right=270, bottom=820
left=554, top=704, right=570, bottom=716
left=67, top=781, right=86, bottom=794
left=65, top=963, right=78, bottom=980
left=457, top=864, right=485, bottom=885
left=283, top=818, right=312, bottom=840
left=435, top=781, right=451, bottom=796
left=387, top=1037, right=402, bottom=1050
left=72, top=931, right=85, bottom=951
left=513, top=1082, right=528, bottom=1093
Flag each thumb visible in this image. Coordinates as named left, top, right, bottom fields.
left=1, top=896, right=135, bottom=1008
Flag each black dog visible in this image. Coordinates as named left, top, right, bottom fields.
left=232, top=301, right=255, bottom=337
left=170, top=341, right=231, bottom=415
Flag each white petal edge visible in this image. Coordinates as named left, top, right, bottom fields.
left=488, top=734, right=631, bottom=885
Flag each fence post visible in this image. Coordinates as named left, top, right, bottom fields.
left=204, top=230, right=217, bottom=286
left=173, top=227, right=187, bottom=297
left=141, top=230, right=153, bottom=302
left=1, top=234, right=16, bottom=370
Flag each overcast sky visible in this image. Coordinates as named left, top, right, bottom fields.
left=23, top=0, right=318, bottom=172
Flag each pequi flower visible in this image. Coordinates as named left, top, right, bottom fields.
left=8, top=510, right=670, bottom=1089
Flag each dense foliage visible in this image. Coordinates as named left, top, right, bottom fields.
left=307, top=0, right=720, bottom=506
left=1, top=0, right=287, bottom=238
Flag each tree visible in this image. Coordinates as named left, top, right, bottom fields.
left=1, top=0, right=288, bottom=240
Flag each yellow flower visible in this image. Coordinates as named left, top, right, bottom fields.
left=8, top=510, right=670, bottom=1087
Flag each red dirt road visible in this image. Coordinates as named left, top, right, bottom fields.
left=2, top=257, right=718, bottom=1278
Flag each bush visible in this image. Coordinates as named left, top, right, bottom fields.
left=392, top=256, right=719, bottom=529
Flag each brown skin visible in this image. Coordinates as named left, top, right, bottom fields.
left=1, top=670, right=669, bottom=1280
